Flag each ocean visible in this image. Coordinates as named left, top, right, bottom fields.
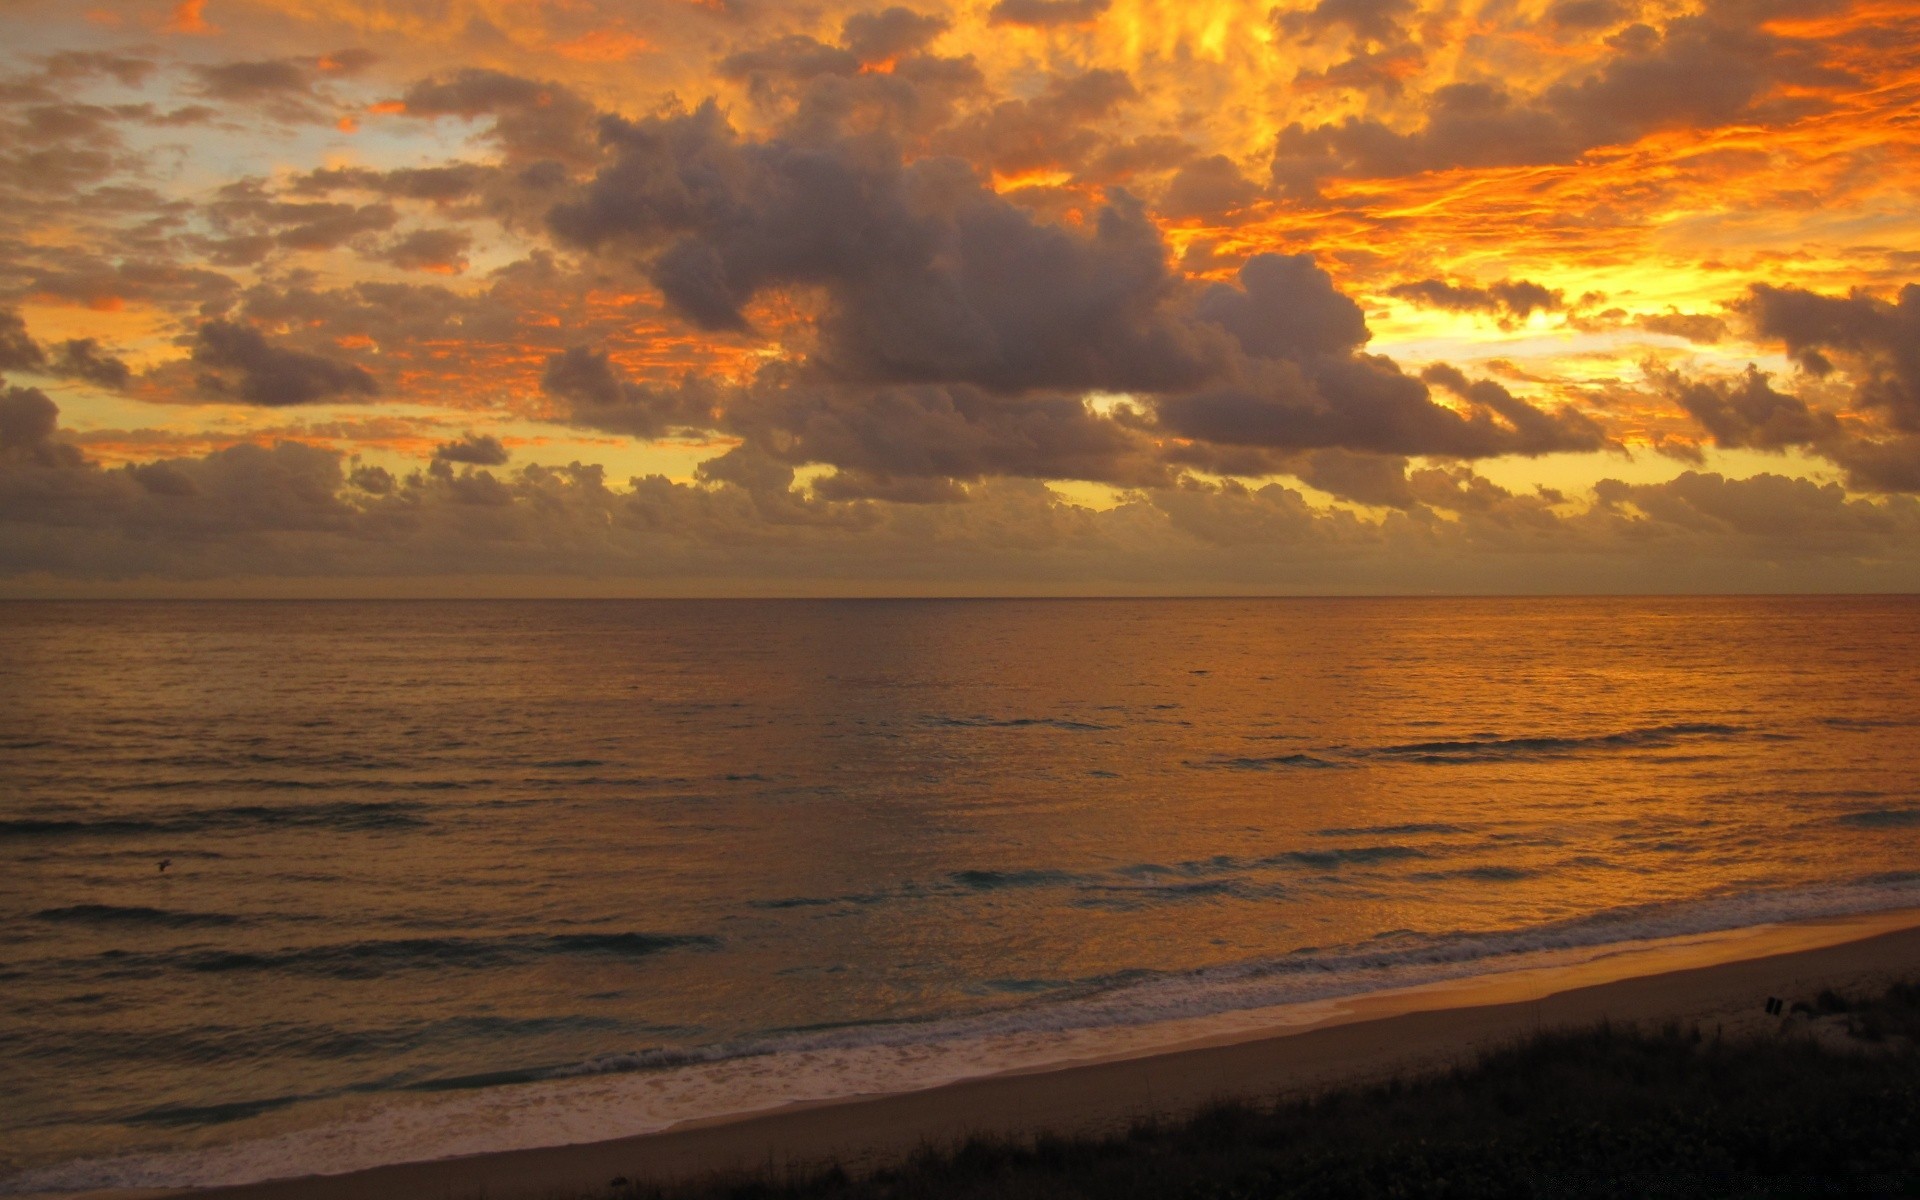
left=3, top=597, right=1918, bottom=1193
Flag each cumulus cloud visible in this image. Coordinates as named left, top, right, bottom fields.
left=1159, top=155, right=1262, bottom=219
left=1656, top=363, right=1839, bottom=450
left=191, top=320, right=379, bottom=406
left=1272, top=7, right=1850, bottom=194
left=5, top=392, right=1917, bottom=592
left=433, top=433, right=510, bottom=465
left=0, top=310, right=44, bottom=372
left=1740, top=282, right=1920, bottom=430
left=541, top=347, right=719, bottom=439
left=394, top=70, right=600, bottom=164
left=0, top=308, right=131, bottom=388
left=370, top=228, right=472, bottom=273
left=548, top=102, right=1214, bottom=393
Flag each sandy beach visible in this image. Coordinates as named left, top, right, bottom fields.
left=115, top=908, right=1920, bottom=1200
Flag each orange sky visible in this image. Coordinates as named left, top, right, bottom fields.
left=1, top=0, right=1917, bottom=593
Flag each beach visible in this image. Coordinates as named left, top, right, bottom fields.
left=146, top=909, right=1920, bottom=1200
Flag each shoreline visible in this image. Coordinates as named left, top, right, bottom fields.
left=72, top=905, right=1915, bottom=1200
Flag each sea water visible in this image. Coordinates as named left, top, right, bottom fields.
left=3, top=597, right=1918, bottom=1192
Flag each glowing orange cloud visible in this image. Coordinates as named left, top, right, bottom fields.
left=164, top=0, right=217, bottom=34
left=554, top=29, right=653, bottom=63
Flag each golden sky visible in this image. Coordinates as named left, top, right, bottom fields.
left=2, top=0, right=1918, bottom=593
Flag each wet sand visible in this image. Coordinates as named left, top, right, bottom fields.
left=123, top=909, right=1920, bottom=1200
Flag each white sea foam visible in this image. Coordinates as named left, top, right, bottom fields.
left=10, top=875, right=1920, bottom=1197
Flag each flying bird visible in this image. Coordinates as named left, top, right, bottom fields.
left=158, top=859, right=172, bottom=873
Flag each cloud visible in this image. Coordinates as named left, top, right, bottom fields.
left=1158, top=155, right=1262, bottom=219
left=394, top=70, right=600, bottom=164
left=48, top=339, right=132, bottom=388
left=1636, top=311, right=1730, bottom=343
left=0, top=308, right=130, bottom=388
left=0, top=310, right=44, bottom=372
left=549, top=103, right=1216, bottom=394
left=840, top=8, right=950, bottom=62
left=191, top=320, right=379, bottom=406
left=986, top=0, right=1111, bottom=26
left=1657, top=364, right=1839, bottom=450
left=1387, top=277, right=1564, bottom=320
left=1275, top=0, right=1416, bottom=45
left=4, top=396, right=1919, bottom=592
left=541, top=346, right=719, bottom=439
left=1272, top=7, right=1850, bottom=194
left=192, top=59, right=312, bottom=100
left=0, top=383, right=84, bottom=468
left=433, top=433, right=510, bottom=465
left=1739, top=282, right=1920, bottom=430
left=370, top=228, right=472, bottom=273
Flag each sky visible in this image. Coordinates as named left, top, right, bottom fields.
left=1, top=0, right=1917, bottom=595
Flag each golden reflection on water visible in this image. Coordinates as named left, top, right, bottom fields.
left=2, top=597, right=1918, bottom=1173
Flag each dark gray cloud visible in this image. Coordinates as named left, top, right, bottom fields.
left=396, top=70, right=600, bottom=164
left=1548, top=0, right=1631, bottom=27
left=1276, top=0, right=1416, bottom=44
left=48, top=339, right=131, bottom=388
left=1636, top=311, right=1729, bottom=342
left=276, top=203, right=399, bottom=251
left=1421, top=363, right=1612, bottom=453
left=0, top=307, right=130, bottom=388
left=1273, top=8, right=1850, bottom=194
left=1153, top=352, right=1608, bottom=459
left=1158, top=155, right=1262, bottom=219
left=0, top=309, right=43, bottom=372
left=3, top=395, right=1918, bottom=592
left=1292, top=46, right=1425, bottom=97
left=1288, top=446, right=1416, bottom=507
left=192, top=59, right=312, bottom=100
left=936, top=69, right=1137, bottom=177
left=1196, top=253, right=1369, bottom=359
left=541, top=347, right=719, bottom=439
left=370, top=228, right=472, bottom=273
left=841, top=8, right=950, bottom=61
left=1825, top=435, right=1920, bottom=494
left=986, top=0, right=1111, bottom=26
left=1658, top=364, right=1839, bottom=450
left=725, top=373, right=1168, bottom=488
left=0, top=383, right=84, bottom=468
left=433, top=433, right=510, bottom=466
left=1740, top=282, right=1920, bottom=430
left=292, top=163, right=494, bottom=204
left=720, top=36, right=861, bottom=83
left=549, top=103, right=1216, bottom=394
left=191, top=320, right=379, bottom=407
left=1387, top=277, right=1563, bottom=319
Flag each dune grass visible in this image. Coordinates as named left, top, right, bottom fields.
left=603, top=982, right=1920, bottom=1199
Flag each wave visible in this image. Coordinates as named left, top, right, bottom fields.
left=12, top=874, right=1920, bottom=1197
left=0, top=801, right=431, bottom=840
left=33, top=905, right=244, bottom=929
left=755, top=841, right=1453, bottom=912
left=1835, top=808, right=1920, bottom=829
left=78, top=931, right=716, bottom=981
left=1199, top=753, right=1348, bottom=771
left=1188, top=723, right=1751, bottom=773
left=1360, top=722, right=1748, bottom=763
left=948, top=868, right=1086, bottom=890
left=925, top=715, right=1115, bottom=731
left=1313, top=823, right=1469, bottom=837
